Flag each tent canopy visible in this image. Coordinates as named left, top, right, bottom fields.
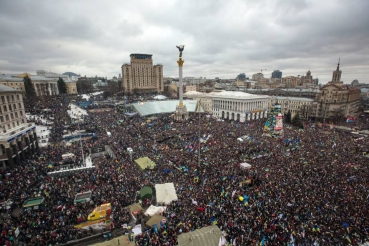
left=153, top=95, right=167, bottom=100
left=134, top=157, right=156, bottom=170
left=128, top=203, right=143, bottom=215
left=146, top=214, right=166, bottom=228
left=140, top=186, right=153, bottom=200
left=155, top=183, right=178, bottom=205
left=178, top=225, right=223, bottom=246
left=144, top=205, right=166, bottom=217
left=240, top=163, right=252, bottom=169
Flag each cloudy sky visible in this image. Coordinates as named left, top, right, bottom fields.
left=0, top=0, right=368, bottom=84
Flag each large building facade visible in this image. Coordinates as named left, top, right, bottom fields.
left=0, top=72, right=78, bottom=96
left=185, top=91, right=270, bottom=122
left=212, top=91, right=269, bottom=121
left=121, top=54, right=164, bottom=94
left=269, top=96, right=314, bottom=118
left=0, top=85, right=38, bottom=168
left=311, top=62, right=361, bottom=119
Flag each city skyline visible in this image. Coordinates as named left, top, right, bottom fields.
left=0, top=0, right=368, bottom=84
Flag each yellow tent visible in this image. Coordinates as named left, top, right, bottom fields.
left=178, top=225, right=223, bottom=246
left=134, top=157, right=156, bottom=170
left=146, top=214, right=166, bottom=228
left=128, top=203, right=143, bottom=215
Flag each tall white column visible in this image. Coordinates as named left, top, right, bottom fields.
left=178, top=65, right=183, bottom=106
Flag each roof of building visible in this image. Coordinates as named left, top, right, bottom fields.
left=209, top=90, right=269, bottom=99
left=0, top=73, right=74, bottom=83
left=132, top=100, right=203, bottom=116
left=0, top=74, right=24, bottom=82
left=184, top=91, right=204, bottom=96
left=0, top=84, right=18, bottom=92
left=269, top=96, right=314, bottom=102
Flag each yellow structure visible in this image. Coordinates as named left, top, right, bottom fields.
left=88, top=203, right=112, bottom=221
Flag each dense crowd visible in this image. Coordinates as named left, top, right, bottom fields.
left=0, top=94, right=368, bottom=245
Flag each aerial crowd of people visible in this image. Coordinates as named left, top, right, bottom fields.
left=0, top=94, right=368, bottom=245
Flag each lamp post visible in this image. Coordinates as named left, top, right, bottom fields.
left=198, top=112, right=201, bottom=166
left=77, top=115, right=85, bottom=165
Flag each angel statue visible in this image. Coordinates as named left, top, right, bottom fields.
left=176, top=45, right=185, bottom=58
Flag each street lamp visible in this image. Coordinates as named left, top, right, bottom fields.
left=198, top=112, right=201, bottom=166
left=77, top=115, right=85, bottom=165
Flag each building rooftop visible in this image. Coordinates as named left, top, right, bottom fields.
left=132, top=100, right=203, bottom=116
left=269, top=96, right=314, bottom=102
left=0, top=84, right=19, bottom=92
left=130, top=54, right=153, bottom=59
left=209, top=90, right=269, bottom=99
left=184, top=91, right=204, bottom=96
left=0, top=73, right=75, bottom=83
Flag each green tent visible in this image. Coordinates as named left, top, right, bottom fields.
left=140, top=186, right=153, bottom=201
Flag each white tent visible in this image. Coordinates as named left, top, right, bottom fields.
left=240, top=163, right=252, bottom=169
left=107, top=132, right=112, bottom=137
left=144, top=205, right=166, bottom=217
left=62, top=153, right=75, bottom=159
left=155, top=183, right=178, bottom=205
left=153, top=95, right=167, bottom=100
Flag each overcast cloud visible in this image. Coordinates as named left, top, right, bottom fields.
left=0, top=0, right=368, bottom=83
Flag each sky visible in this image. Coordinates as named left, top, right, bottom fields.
left=0, top=0, right=368, bottom=84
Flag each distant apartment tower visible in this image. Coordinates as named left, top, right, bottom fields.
left=121, top=54, right=164, bottom=94
left=272, top=70, right=282, bottom=79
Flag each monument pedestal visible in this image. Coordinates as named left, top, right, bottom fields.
left=174, top=105, right=189, bottom=121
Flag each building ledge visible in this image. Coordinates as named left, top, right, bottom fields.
left=0, top=123, right=36, bottom=143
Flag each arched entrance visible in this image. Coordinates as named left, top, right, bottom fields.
left=231, top=113, right=235, bottom=120
left=222, top=111, right=225, bottom=118
left=226, top=112, right=229, bottom=119
left=237, top=113, right=240, bottom=121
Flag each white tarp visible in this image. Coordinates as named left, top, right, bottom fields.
left=62, top=153, right=75, bottom=159
left=144, top=205, right=167, bottom=217
left=107, top=132, right=112, bottom=137
left=240, top=163, right=252, bottom=169
left=80, top=222, right=106, bottom=231
left=132, top=224, right=142, bottom=236
left=155, top=183, right=178, bottom=205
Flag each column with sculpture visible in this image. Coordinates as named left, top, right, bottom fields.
left=174, top=45, right=189, bottom=121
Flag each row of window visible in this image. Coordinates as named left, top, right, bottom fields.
left=0, top=117, right=26, bottom=130
left=0, top=110, right=24, bottom=122
left=0, top=103, right=23, bottom=113
left=1, top=95, right=21, bottom=104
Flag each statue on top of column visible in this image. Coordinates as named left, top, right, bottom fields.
left=176, top=45, right=185, bottom=58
